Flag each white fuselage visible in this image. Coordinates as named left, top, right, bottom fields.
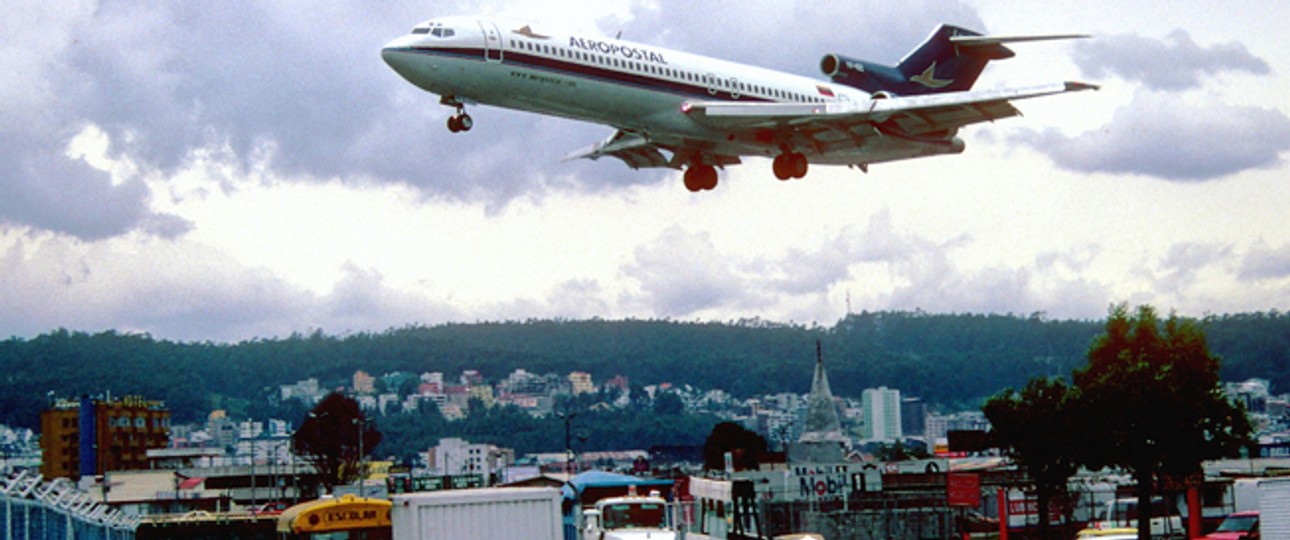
left=381, top=17, right=944, bottom=164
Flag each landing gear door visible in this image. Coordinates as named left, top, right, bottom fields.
left=479, top=21, right=503, bottom=63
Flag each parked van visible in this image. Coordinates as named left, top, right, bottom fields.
left=1087, top=498, right=1184, bottom=539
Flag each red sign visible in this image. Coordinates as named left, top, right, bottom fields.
left=947, top=473, right=981, bottom=507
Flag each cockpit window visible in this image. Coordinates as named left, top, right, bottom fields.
left=413, top=22, right=453, bottom=38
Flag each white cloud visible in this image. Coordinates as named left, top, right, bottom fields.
left=620, top=227, right=754, bottom=317
left=1240, top=241, right=1290, bottom=282
left=1073, top=29, right=1270, bottom=91
left=1015, top=91, right=1290, bottom=181
left=2, top=1, right=1290, bottom=341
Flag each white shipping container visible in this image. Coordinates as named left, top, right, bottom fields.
left=1261, top=478, right=1290, bottom=540
left=392, top=487, right=563, bottom=540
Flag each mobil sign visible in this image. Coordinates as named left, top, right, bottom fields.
left=790, top=463, right=882, bottom=500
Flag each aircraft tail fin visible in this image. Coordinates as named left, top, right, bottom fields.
left=822, top=25, right=1087, bottom=96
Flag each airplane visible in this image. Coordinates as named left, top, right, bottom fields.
left=381, top=17, right=1095, bottom=192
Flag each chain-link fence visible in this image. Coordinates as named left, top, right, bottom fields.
left=761, top=499, right=958, bottom=540
left=674, top=496, right=961, bottom=540
left=2, top=471, right=137, bottom=540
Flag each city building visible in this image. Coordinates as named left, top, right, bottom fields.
left=901, top=397, right=927, bottom=437
left=352, top=370, right=375, bottom=395
left=568, top=371, right=595, bottom=395
left=279, top=378, right=321, bottom=403
left=924, top=411, right=991, bottom=442
left=862, top=386, right=903, bottom=441
left=207, top=411, right=238, bottom=450
left=468, top=385, right=495, bottom=408
left=426, top=438, right=510, bottom=483
left=460, top=369, right=485, bottom=386
left=40, top=395, right=170, bottom=481
left=420, top=371, right=444, bottom=395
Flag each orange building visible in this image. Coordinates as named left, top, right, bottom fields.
left=40, top=395, right=171, bottom=481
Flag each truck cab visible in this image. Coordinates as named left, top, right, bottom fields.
left=583, top=491, right=676, bottom=540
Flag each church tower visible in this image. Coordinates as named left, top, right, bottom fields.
left=788, top=341, right=847, bottom=463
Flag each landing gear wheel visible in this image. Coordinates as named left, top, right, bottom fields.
left=789, top=153, right=808, bottom=179
left=447, top=113, right=473, bottom=133
left=684, top=165, right=718, bottom=192
left=698, top=166, right=718, bottom=190
left=773, top=155, right=792, bottom=180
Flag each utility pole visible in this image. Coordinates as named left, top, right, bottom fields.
left=250, top=437, right=257, bottom=511
left=557, top=410, right=577, bottom=478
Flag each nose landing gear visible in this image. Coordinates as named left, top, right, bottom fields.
left=447, top=108, right=473, bottom=133
left=441, top=96, right=473, bottom=133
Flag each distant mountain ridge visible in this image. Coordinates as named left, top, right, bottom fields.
left=2, top=311, right=1286, bottom=429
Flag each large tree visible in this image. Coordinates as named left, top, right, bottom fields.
left=1073, top=305, right=1251, bottom=540
left=984, top=377, right=1081, bottom=540
left=293, top=392, right=382, bottom=494
left=702, top=422, right=767, bottom=471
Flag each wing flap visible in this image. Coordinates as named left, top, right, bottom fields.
left=685, top=82, right=1096, bottom=135
left=563, top=130, right=678, bottom=169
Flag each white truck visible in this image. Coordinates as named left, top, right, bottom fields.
left=582, top=491, right=678, bottom=540
left=391, top=487, right=564, bottom=540
left=1261, top=477, right=1290, bottom=540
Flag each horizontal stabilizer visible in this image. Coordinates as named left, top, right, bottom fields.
left=950, top=33, right=1089, bottom=46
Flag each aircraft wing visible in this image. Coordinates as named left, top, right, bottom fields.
left=563, top=130, right=680, bottom=169
left=684, top=81, right=1098, bottom=138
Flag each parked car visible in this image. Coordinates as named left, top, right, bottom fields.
left=1204, top=511, right=1259, bottom=540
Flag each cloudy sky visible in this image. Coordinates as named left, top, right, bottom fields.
left=2, top=0, right=1288, bottom=342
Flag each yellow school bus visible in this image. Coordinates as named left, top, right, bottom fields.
left=276, top=495, right=392, bottom=540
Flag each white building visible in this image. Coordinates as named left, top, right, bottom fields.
left=862, top=387, right=903, bottom=441
left=568, top=371, right=595, bottom=395
left=279, top=378, right=322, bottom=403
left=924, top=411, right=992, bottom=442
left=427, top=438, right=507, bottom=483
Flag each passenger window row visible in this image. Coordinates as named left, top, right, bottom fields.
left=505, top=38, right=828, bottom=104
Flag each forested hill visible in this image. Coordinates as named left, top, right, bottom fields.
left=2, top=311, right=1287, bottom=429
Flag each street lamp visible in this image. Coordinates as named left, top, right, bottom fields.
left=352, top=418, right=367, bottom=498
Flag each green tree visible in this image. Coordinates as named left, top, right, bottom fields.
left=653, top=391, right=685, bottom=416
left=984, top=377, right=1081, bottom=540
left=292, top=392, right=382, bottom=494
left=1074, top=305, right=1251, bottom=540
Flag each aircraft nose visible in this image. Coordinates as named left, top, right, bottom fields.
left=381, top=37, right=415, bottom=73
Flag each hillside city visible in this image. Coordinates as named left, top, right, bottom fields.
left=5, top=364, right=1287, bottom=478
left=6, top=329, right=1289, bottom=540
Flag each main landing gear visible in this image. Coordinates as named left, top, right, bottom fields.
left=772, top=152, right=809, bottom=180
left=683, top=163, right=719, bottom=192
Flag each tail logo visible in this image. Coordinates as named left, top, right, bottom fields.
left=910, top=62, right=953, bottom=88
